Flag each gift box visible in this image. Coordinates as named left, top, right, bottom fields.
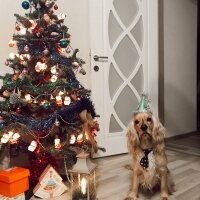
left=0, top=193, right=25, bottom=200
left=33, top=165, right=68, bottom=199
left=0, top=167, right=30, bottom=197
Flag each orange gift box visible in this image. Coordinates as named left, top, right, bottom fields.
left=0, top=167, right=30, bottom=197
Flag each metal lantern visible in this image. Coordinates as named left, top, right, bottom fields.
left=69, top=152, right=97, bottom=200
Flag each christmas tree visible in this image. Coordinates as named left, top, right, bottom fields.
left=0, top=0, right=99, bottom=186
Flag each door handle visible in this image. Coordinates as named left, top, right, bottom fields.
left=93, top=55, right=108, bottom=61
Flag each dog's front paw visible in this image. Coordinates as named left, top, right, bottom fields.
left=161, top=197, right=168, bottom=200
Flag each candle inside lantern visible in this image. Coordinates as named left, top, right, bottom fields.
left=81, top=177, right=87, bottom=195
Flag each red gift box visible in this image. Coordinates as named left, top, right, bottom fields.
left=0, top=167, right=30, bottom=197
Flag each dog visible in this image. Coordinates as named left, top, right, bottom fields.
left=125, top=112, right=174, bottom=200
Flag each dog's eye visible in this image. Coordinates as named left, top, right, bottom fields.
left=147, top=117, right=152, bottom=122
left=134, top=120, right=139, bottom=125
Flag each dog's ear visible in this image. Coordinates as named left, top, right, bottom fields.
left=127, top=121, right=139, bottom=154
left=152, top=116, right=165, bottom=153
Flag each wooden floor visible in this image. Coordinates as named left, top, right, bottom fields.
left=95, top=134, right=200, bottom=200
left=30, top=134, right=200, bottom=200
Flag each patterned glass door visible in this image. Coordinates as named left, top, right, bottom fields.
left=90, top=0, right=158, bottom=156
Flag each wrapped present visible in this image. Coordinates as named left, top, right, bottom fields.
left=0, top=193, right=25, bottom=200
left=33, top=165, right=68, bottom=199
left=0, top=167, right=30, bottom=197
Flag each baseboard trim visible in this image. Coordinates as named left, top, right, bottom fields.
left=165, top=131, right=199, bottom=142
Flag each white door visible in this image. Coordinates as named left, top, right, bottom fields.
left=90, top=0, right=159, bottom=157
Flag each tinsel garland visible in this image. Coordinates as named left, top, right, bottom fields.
left=1, top=74, right=81, bottom=96
left=1, top=97, right=97, bottom=132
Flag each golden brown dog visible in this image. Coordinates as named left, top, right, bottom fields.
left=125, top=112, right=174, bottom=200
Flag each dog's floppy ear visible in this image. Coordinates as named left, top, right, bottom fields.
left=152, top=116, right=165, bottom=153
left=127, top=121, right=139, bottom=154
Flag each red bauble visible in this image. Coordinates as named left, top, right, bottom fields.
left=16, top=107, right=22, bottom=114
left=54, top=4, right=58, bottom=10
left=47, top=10, right=51, bottom=16
left=32, top=25, right=39, bottom=35
left=16, top=25, right=21, bottom=31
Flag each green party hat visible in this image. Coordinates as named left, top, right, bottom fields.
left=136, top=93, right=151, bottom=113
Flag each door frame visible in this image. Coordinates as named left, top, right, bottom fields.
left=89, top=0, right=159, bottom=157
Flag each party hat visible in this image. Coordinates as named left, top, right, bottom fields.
left=136, top=93, right=151, bottom=113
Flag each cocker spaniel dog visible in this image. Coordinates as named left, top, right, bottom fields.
left=125, top=112, right=174, bottom=200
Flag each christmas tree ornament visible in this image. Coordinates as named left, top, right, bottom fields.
left=8, top=39, right=16, bottom=47
left=54, top=118, right=60, bottom=126
left=32, top=25, right=39, bottom=34
left=72, top=61, right=79, bottom=68
left=12, top=73, right=20, bottom=81
left=54, top=4, right=58, bottom=10
left=10, top=132, right=21, bottom=144
left=24, top=45, right=29, bottom=52
left=43, top=48, right=49, bottom=55
left=43, top=102, right=50, bottom=110
left=43, top=14, right=51, bottom=24
left=3, top=90, right=10, bottom=97
left=16, top=25, right=21, bottom=31
left=29, top=20, right=37, bottom=30
left=16, top=107, right=22, bottom=114
left=45, top=0, right=51, bottom=7
left=0, top=117, right=6, bottom=128
left=21, top=1, right=30, bottom=9
left=59, top=39, right=69, bottom=48
left=9, top=92, right=21, bottom=104
left=79, top=68, right=86, bottom=75
left=64, top=96, right=71, bottom=106
left=57, top=13, right=66, bottom=20
left=28, top=140, right=37, bottom=152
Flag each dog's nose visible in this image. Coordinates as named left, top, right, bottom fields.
left=141, top=124, right=148, bottom=131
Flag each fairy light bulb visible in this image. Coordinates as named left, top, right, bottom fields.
left=20, top=27, right=26, bottom=35
left=28, top=140, right=37, bottom=152
left=8, top=39, right=16, bottom=47
left=25, top=94, right=32, bottom=102
left=77, top=134, right=84, bottom=144
left=64, top=96, right=71, bottom=106
left=12, top=132, right=20, bottom=140
left=1, top=134, right=10, bottom=143
left=54, top=137, right=61, bottom=149
left=70, top=134, right=76, bottom=144
left=40, top=63, right=47, bottom=71
left=58, top=91, right=64, bottom=96
left=56, top=95, right=62, bottom=101
left=50, top=75, right=58, bottom=82
left=51, top=65, right=57, bottom=74
left=57, top=13, right=66, bottom=20
left=8, top=131, right=14, bottom=138
left=9, top=53, right=16, bottom=60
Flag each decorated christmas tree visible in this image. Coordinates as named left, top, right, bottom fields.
left=0, top=0, right=99, bottom=186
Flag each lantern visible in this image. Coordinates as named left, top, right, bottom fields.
left=69, top=152, right=97, bottom=200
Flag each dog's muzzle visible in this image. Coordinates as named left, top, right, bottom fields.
left=141, top=124, right=148, bottom=132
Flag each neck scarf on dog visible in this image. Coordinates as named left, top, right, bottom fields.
left=140, top=149, right=152, bottom=169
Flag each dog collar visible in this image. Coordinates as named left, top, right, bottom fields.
left=140, top=149, right=153, bottom=169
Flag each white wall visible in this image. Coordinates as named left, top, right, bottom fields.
left=0, top=0, right=91, bottom=88
left=162, top=0, right=197, bottom=137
